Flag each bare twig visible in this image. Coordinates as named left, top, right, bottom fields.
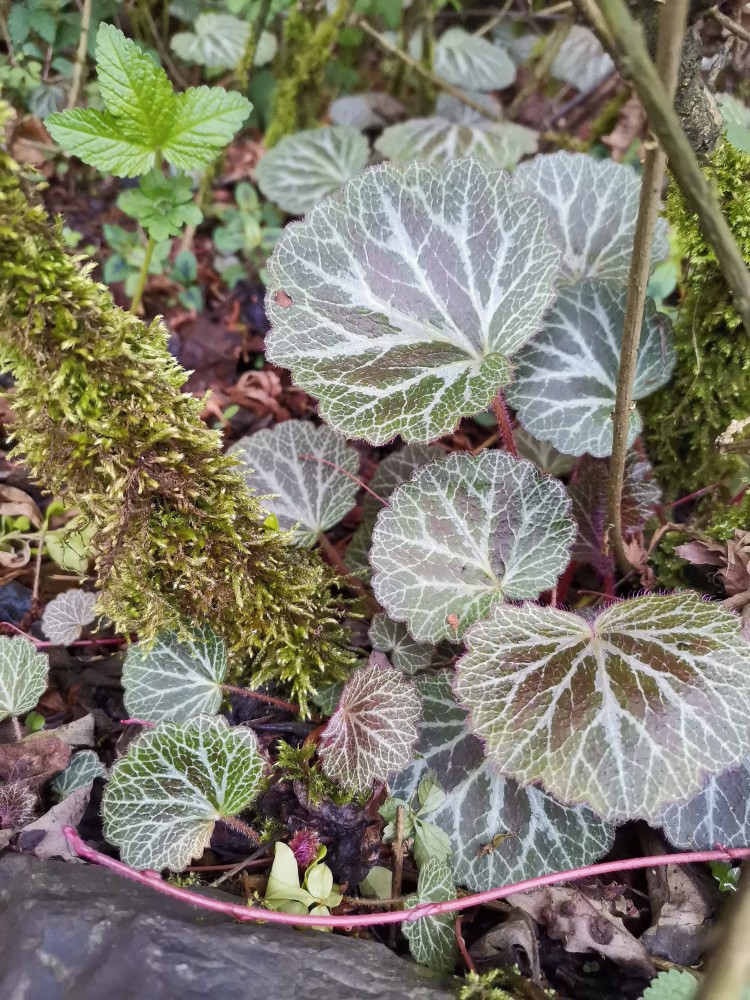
left=507, top=12, right=574, bottom=118
left=474, top=0, right=515, bottom=38
left=63, top=826, right=750, bottom=930
left=67, top=0, right=92, bottom=109
left=586, top=0, right=750, bottom=332
left=606, top=0, right=687, bottom=573
left=357, top=18, right=505, bottom=123
left=708, top=6, right=750, bottom=46
left=389, top=805, right=405, bottom=946
left=211, top=845, right=271, bottom=887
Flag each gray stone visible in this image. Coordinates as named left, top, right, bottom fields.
left=0, top=853, right=456, bottom=1000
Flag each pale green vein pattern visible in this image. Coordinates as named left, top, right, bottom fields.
left=659, top=757, right=750, bottom=851
left=319, top=660, right=421, bottom=793
left=369, top=614, right=435, bottom=675
left=516, top=151, right=669, bottom=282
left=370, top=452, right=576, bottom=642
left=455, top=593, right=750, bottom=822
left=41, top=589, right=97, bottom=646
left=0, top=637, right=48, bottom=721
left=434, top=28, right=516, bottom=92
left=52, top=750, right=107, bottom=799
left=103, top=716, right=263, bottom=870
left=230, top=420, right=360, bottom=546
left=256, top=126, right=370, bottom=217
left=266, top=159, right=561, bottom=444
left=403, top=858, right=459, bottom=973
left=392, top=674, right=614, bottom=892
left=122, top=625, right=227, bottom=723
left=506, top=280, right=675, bottom=457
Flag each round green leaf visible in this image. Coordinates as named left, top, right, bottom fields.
left=455, top=593, right=750, bottom=822
left=393, top=673, right=614, bottom=892
left=369, top=614, right=435, bottom=675
left=0, top=637, right=48, bottom=722
left=52, top=749, right=106, bottom=799
left=516, top=151, right=669, bottom=282
left=171, top=14, right=273, bottom=69
left=230, top=420, right=360, bottom=546
left=434, top=28, right=515, bottom=92
left=371, top=452, right=576, bottom=642
left=102, top=715, right=264, bottom=870
left=122, top=625, right=227, bottom=723
left=266, top=159, right=561, bottom=444
left=641, top=971, right=698, bottom=1000
left=41, top=589, right=97, bottom=646
left=256, top=126, right=370, bottom=217
left=319, top=659, right=422, bottom=793
left=506, top=280, right=675, bottom=458
left=550, top=26, right=614, bottom=93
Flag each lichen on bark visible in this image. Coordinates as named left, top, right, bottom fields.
left=0, top=149, right=355, bottom=714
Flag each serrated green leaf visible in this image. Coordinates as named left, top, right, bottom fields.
left=392, top=673, right=614, bottom=891
left=162, top=86, right=251, bottom=170
left=122, top=624, right=227, bottom=723
left=41, top=589, right=97, bottom=646
left=266, top=159, right=561, bottom=445
left=403, top=858, right=459, bottom=973
left=95, top=23, right=176, bottom=145
left=413, top=816, right=453, bottom=869
left=359, top=865, right=393, bottom=899
left=371, top=452, right=576, bottom=643
left=319, top=660, right=422, bottom=793
left=0, top=637, right=48, bottom=722
left=516, top=151, right=669, bottom=282
left=416, top=773, right=446, bottom=815
left=506, top=280, right=675, bottom=458
left=102, top=715, right=264, bottom=870
left=118, top=170, right=202, bottom=241
left=52, top=749, right=106, bottom=799
left=256, top=126, right=370, bottom=217
left=45, top=107, right=156, bottom=177
left=229, top=420, right=360, bottom=546
left=718, top=93, right=750, bottom=153
left=455, top=593, right=750, bottom=822
left=434, top=28, right=515, bottom=92
left=640, top=971, right=697, bottom=1000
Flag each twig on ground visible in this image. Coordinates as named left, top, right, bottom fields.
left=62, top=826, right=750, bottom=930
left=708, top=6, right=750, bottom=46
left=221, top=684, right=300, bottom=715
left=212, top=845, right=271, bottom=887
left=605, top=0, right=688, bottom=573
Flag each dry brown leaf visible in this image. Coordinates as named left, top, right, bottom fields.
left=0, top=486, right=42, bottom=527
left=0, top=736, right=71, bottom=789
left=471, top=909, right=542, bottom=981
left=16, top=785, right=91, bottom=861
left=602, top=93, right=646, bottom=161
left=676, top=533, right=750, bottom=596
left=507, top=884, right=654, bottom=977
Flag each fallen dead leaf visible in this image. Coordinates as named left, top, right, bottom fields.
left=507, top=883, right=654, bottom=977
left=0, top=736, right=71, bottom=789
left=16, top=784, right=91, bottom=861
left=471, top=909, right=542, bottom=982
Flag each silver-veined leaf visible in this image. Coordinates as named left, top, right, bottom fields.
left=171, top=14, right=276, bottom=69
left=319, top=659, right=421, bottom=793
left=346, top=443, right=445, bottom=580
left=717, top=93, right=750, bottom=153
left=230, top=420, right=360, bottom=546
left=102, top=715, right=264, bottom=870
left=659, top=758, right=750, bottom=851
left=371, top=452, right=576, bottom=642
left=329, top=92, right=405, bottom=130
left=41, top=590, right=97, bottom=646
left=551, top=26, right=614, bottom=92
left=52, top=750, right=106, bottom=799
left=403, top=858, right=459, bottom=973
left=506, top=280, right=675, bottom=458
left=375, top=112, right=537, bottom=168
left=513, top=426, right=575, bottom=477
left=455, top=593, right=750, bottom=822
left=515, top=151, right=669, bottom=282
left=0, top=637, right=48, bottom=722
left=122, top=625, right=227, bottom=723
left=392, top=673, right=614, bottom=891
left=369, top=614, right=435, bottom=675
left=266, top=159, right=561, bottom=444
left=256, top=126, right=370, bottom=216
left=434, top=28, right=515, bottom=92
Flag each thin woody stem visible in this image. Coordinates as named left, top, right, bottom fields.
left=605, top=0, right=688, bottom=573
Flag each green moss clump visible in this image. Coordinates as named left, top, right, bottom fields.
left=0, top=151, right=355, bottom=714
left=264, top=0, right=352, bottom=148
left=641, top=142, right=750, bottom=501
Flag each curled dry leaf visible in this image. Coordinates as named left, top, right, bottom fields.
left=0, top=736, right=71, bottom=789
left=676, top=532, right=750, bottom=597
left=16, top=785, right=91, bottom=861
left=318, top=658, right=421, bottom=794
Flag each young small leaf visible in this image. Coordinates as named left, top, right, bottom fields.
left=392, top=673, right=614, bottom=891
left=256, top=126, right=370, bottom=216
left=52, top=750, right=106, bottom=799
left=230, top=421, right=360, bottom=546
left=41, top=589, right=97, bottom=646
left=369, top=614, right=435, bottom=675
left=434, top=28, right=515, bottom=92
left=265, top=159, right=561, bottom=445
left=516, top=151, right=669, bottom=282
left=371, top=452, right=576, bottom=642
left=102, top=715, right=264, bottom=870
left=506, top=280, right=675, bottom=458
left=0, top=637, right=48, bottom=722
left=403, top=858, right=459, bottom=973
left=319, top=660, right=421, bottom=793
left=455, top=593, right=750, bottom=822
left=640, top=970, right=697, bottom=1000
left=122, top=625, right=227, bottom=723
left=118, top=171, right=202, bottom=242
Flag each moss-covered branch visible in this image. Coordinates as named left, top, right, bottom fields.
left=0, top=148, right=355, bottom=713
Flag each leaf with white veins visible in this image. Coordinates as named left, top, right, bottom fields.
left=403, top=858, right=459, bottom=973
left=41, top=590, right=97, bottom=646
left=0, top=637, right=48, bottom=721
left=455, top=593, right=750, bottom=822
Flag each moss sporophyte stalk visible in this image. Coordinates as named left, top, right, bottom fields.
left=0, top=148, right=355, bottom=714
